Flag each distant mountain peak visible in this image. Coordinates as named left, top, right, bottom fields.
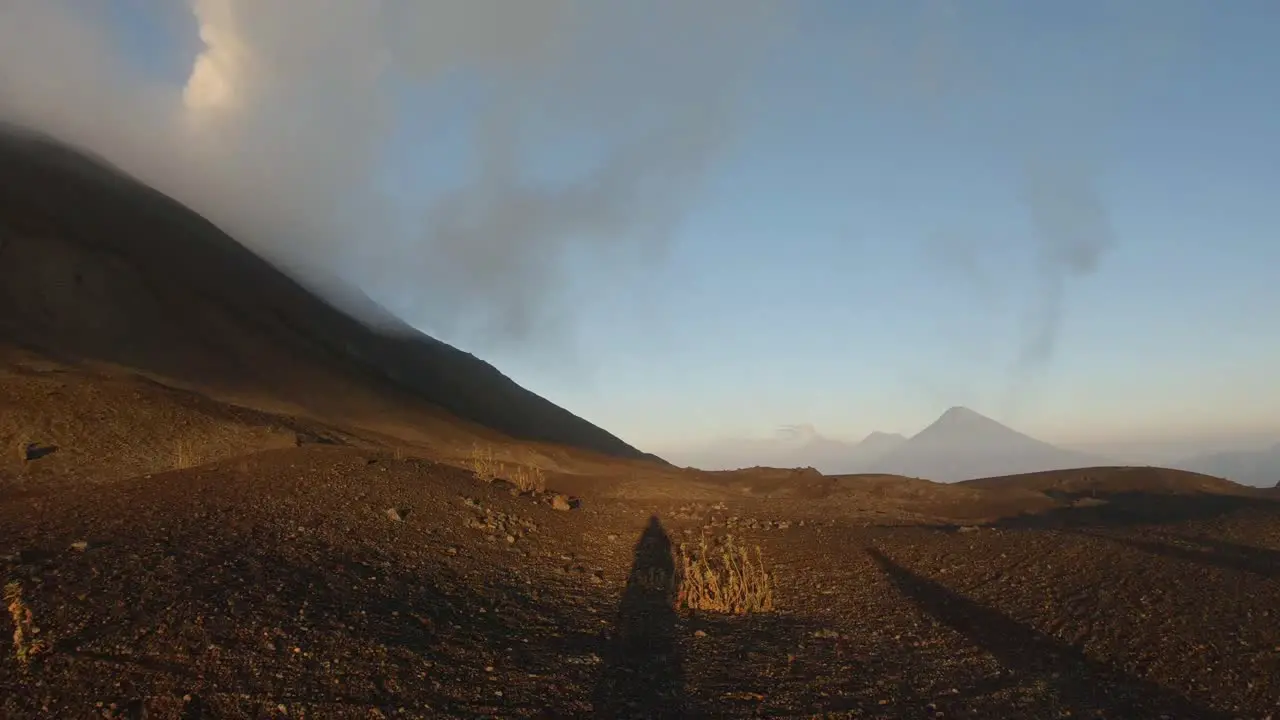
left=866, top=405, right=1102, bottom=482
left=936, top=405, right=993, bottom=424
left=918, top=406, right=1016, bottom=438
left=862, top=430, right=906, bottom=442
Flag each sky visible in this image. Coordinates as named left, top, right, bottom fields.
left=1, top=0, right=1278, bottom=463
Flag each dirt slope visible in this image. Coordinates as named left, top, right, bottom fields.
left=961, top=465, right=1260, bottom=502
left=0, top=127, right=652, bottom=463
left=3, top=445, right=1279, bottom=717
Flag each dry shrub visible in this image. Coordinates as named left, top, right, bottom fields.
left=5, top=581, right=48, bottom=670
left=675, top=534, right=774, bottom=614
left=467, top=445, right=549, bottom=493
left=510, top=465, right=547, bottom=493
left=174, top=439, right=197, bottom=469
left=467, top=444, right=502, bottom=482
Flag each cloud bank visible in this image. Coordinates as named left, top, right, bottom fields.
left=0, top=0, right=779, bottom=349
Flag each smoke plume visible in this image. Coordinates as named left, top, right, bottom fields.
left=1016, top=154, right=1115, bottom=373
left=906, top=2, right=1196, bottom=384
left=0, top=0, right=779, bottom=349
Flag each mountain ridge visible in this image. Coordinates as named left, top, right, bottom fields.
left=1173, top=443, right=1280, bottom=489
left=868, top=406, right=1105, bottom=482
left=0, top=126, right=658, bottom=463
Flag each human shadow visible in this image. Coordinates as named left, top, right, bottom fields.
left=592, top=516, right=686, bottom=718
left=867, top=547, right=1229, bottom=719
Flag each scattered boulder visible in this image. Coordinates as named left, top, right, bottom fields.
left=550, top=494, right=575, bottom=511
left=465, top=507, right=537, bottom=541
left=17, top=442, right=57, bottom=462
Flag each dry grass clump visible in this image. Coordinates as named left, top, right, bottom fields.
left=5, top=581, right=48, bottom=670
left=510, top=464, right=547, bottom=493
left=467, top=445, right=547, bottom=493
left=174, top=439, right=197, bottom=469
left=675, top=534, right=774, bottom=615
left=468, top=443, right=502, bottom=482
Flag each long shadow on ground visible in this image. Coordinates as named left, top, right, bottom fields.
left=991, top=491, right=1280, bottom=530
left=592, top=516, right=686, bottom=718
left=1070, top=529, right=1280, bottom=581
left=590, top=519, right=885, bottom=717
left=867, top=547, right=1229, bottom=719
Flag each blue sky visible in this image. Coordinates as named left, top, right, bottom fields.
left=77, top=1, right=1280, bottom=456
left=537, top=0, right=1280, bottom=454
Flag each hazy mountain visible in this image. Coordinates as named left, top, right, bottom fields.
left=1173, top=443, right=1280, bottom=488
left=669, top=426, right=905, bottom=474
left=848, top=431, right=908, bottom=463
left=868, top=406, right=1105, bottom=482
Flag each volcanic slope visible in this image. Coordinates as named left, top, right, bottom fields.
left=0, top=127, right=652, bottom=466
left=3, top=129, right=1280, bottom=717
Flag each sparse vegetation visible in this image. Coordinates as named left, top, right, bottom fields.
left=467, top=443, right=502, bottom=482
left=174, top=439, right=196, bottom=469
left=4, top=580, right=48, bottom=670
left=510, top=464, right=547, bottom=494
left=467, top=444, right=547, bottom=493
left=675, top=534, right=774, bottom=615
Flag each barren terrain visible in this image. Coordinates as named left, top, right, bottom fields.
left=3, top=130, right=1280, bottom=718
left=4, top=430, right=1280, bottom=717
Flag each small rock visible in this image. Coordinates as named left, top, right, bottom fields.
left=693, top=630, right=707, bottom=638
left=69, top=540, right=89, bottom=552
left=505, top=535, right=516, bottom=545
left=445, top=547, right=458, bottom=556
left=550, top=494, right=574, bottom=511
left=385, top=508, right=404, bottom=522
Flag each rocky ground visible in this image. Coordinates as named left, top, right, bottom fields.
left=5, top=121, right=1278, bottom=719
left=3, top=445, right=1279, bottom=718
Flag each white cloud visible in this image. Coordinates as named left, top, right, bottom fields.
left=0, top=0, right=781, bottom=348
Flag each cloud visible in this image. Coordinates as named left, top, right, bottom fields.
left=0, top=0, right=782, bottom=350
